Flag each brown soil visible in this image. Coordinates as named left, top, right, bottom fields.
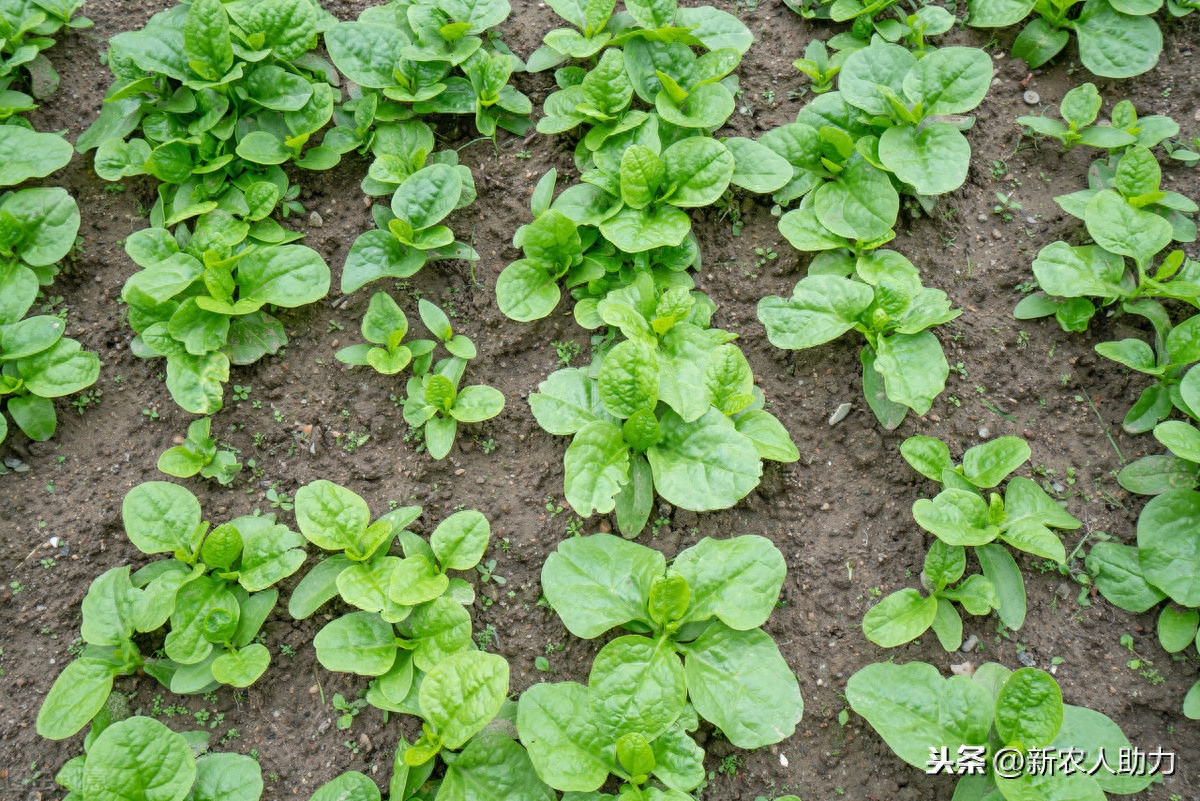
left=2, top=1, right=1198, bottom=799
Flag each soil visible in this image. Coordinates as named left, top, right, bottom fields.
left=2, top=1, right=1199, bottom=799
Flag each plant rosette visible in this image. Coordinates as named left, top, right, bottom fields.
left=36, top=481, right=307, bottom=740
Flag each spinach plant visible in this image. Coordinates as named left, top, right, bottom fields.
left=157, top=417, right=242, bottom=484
left=403, top=360, right=504, bottom=460
left=1017, top=83, right=1179, bottom=152
left=37, top=481, right=307, bottom=739
left=792, top=39, right=841, bottom=94
left=847, top=661, right=1157, bottom=798
left=287, top=481, right=494, bottom=715
left=518, top=640, right=707, bottom=798
left=900, top=434, right=1081, bottom=631
left=0, top=125, right=72, bottom=186
left=524, top=0, right=754, bottom=73
left=0, top=269, right=99, bottom=447
left=324, top=0, right=532, bottom=137
left=863, top=539, right=1000, bottom=651
left=54, top=715, right=263, bottom=801
left=761, top=40, right=991, bottom=239
left=539, top=534, right=803, bottom=749
left=341, top=121, right=477, bottom=295
left=785, top=0, right=954, bottom=58
left=1014, top=147, right=1197, bottom=334
left=529, top=327, right=796, bottom=532
left=0, top=0, right=91, bottom=114
left=0, top=180, right=78, bottom=285
left=77, top=0, right=349, bottom=227
left=758, top=248, right=960, bottom=428
left=1089, top=412, right=1200, bottom=717
left=1093, top=314, right=1200, bottom=433
left=967, top=0, right=1162, bottom=78
left=122, top=210, right=331, bottom=414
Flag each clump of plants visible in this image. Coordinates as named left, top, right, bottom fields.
left=1017, top=83, right=1179, bottom=153
left=1013, top=146, right=1197, bottom=338
left=37, top=481, right=307, bottom=740
left=157, top=417, right=242, bottom=484
left=899, top=434, right=1081, bottom=631
left=758, top=249, right=960, bottom=428
left=967, top=0, right=1162, bottom=78
left=335, top=294, right=503, bottom=458
left=338, top=120, right=478, bottom=295
left=324, top=0, right=532, bottom=138
left=123, top=210, right=330, bottom=414
left=0, top=0, right=91, bottom=117
left=77, top=0, right=348, bottom=229
left=54, top=714, right=263, bottom=801
left=530, top=276, right=797, bottom=533
left=783, top=0, right=955, bottom=58
left=537, top=534, right=803, bottom=750
left=848, top=661, right=1158, bottom=797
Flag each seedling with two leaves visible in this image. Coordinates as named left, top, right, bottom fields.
left=156, top=417, right=242, bottom=484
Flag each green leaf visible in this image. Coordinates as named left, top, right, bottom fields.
left=1154, top=421, right=1200, bottom=463
left=1086, top=191, right=1172, bottom=266
left=309, top=772, right=381, bottom=801
left=1051, top=704, right=1155, bottom=795
left=758, top=275, right=874, bottom=350
left=564, top=420, right=630, bottom=516
left=872, top=331, right=948, bottom=415
left=1011, top=18, right=1071, bottom=69
left=995, top=668, right=1062, bottom=748
left=672, top=536, right=784, bottom=629
left=541, top=533, right=664, bottom=638
left=341, top=230, right=425, bottom=294
left=878, top=124, right=971, bottom=196
left=1085, top=542, right=1164, bottom=613
left=1157, top=605, right=1199, bottom=653
left=392, top=163, right=462, bottom=231
left=450, top=385, right=504, bottom=422
left=846, top=662, right=992, bottom=770
left=36, top=658, right=118, bottom=740
left=3, top=187, right=80, bottom=267
left=496, top=260, right=561, bottom=321
left=325, top=23, right=408, bottom=88
left=211, top=643, right=270, bottom=687
left=439, top=732, right=556, bottom=801
left=184, top=0, right=233, bottom=81
left=237, top=245, right=329, bottom=307
left=191, top=753, right=263, bottom=801
left=1137, top=489, right=1200, bottom=606
left=288, top=554, right=351, bottom=619
left=900, top=436, right=953, bottom=482
left=680, top=623, right=802, bottom=748
left=420, top=650, right=509, bottom=748
left=81, top=567, right=141, bottom=646
left=121, top=481, right=202, bottom=556
left=516, top=682, right=612, bottom=792
left=733, top=409, right=799, bottom=463
left=294, top=480, right=371, bottom=554
left=646, top=408, right=762, bottom=512
left=962, top=437, right=1031, bottom=488
left=598, top=339, right=658, bottom=417
left=1074, top=0, right=1161, bottom=79
left=615, top=452, right=655, bottom=538
left=1094, top=338, right=1159, bottom=374
left=914, top=489, right=993, bottom=546
left=529, top=368, right=606, bottom=435
left=903, top=47, right=991, bottom=114
left=660, top=138, right=735, bottom=207
left=723, top=136, right=792, bottom=194
left=339, top=556, right=409, bottom=614
left=1032, top=242, right=1127, bottom=299
left=599, top=204, right=691, bottom=253
left=7, top=394, right=56, bottom=441
left=814, top=156, right=898, bottom=242
left=402, top=595, right=473, bottom=671
left=863, top=588, right=937, bottom=647
left=431, top=510, right=490, bottom=570
left=313, top=611, right=397, bottom=676
left=0, top=127, right=74, bottom=186
left=82, top=717, right=196, bottom=801
left=1117, top=454, right=1199, bottom=495
left=589, top=635, right=685, bottom=739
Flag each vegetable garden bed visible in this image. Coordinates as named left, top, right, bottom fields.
left=1, top=0, right=1198, bottom=798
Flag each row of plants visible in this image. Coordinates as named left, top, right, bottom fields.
left=38, top=479, right=802, bottom=800
left=1, top=0, right=98, bottom=454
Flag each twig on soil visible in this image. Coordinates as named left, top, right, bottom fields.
left=313, top=666, right=325, bottom=707
left=1085, top=395, right=1126, bottom=465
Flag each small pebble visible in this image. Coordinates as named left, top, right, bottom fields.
left=1017, top=651, right=1037, bottom=667
left=308, top=685, right=319, bottom=694
left=976, top=213, right=987, bottom=222
left=1023, top=90, right=1039, bottom=105
left=309, top=211, right=324, bottom=227
left=950, top=662, right=976, bottom=676
left=978, top=426, right=990, bottom=438
left=1052, top=481, right=1066, bottom=492
left=992, top=229, right=1003, bottom=240
left=961, top=634, right=980, bottom=653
